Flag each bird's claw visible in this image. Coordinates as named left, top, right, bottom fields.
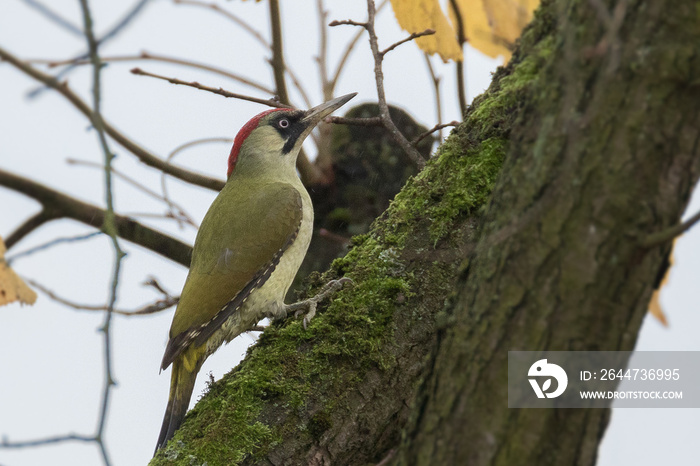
left=288, top=278, right=352, bottom=329
left=294, top=302, right=317, bottom=330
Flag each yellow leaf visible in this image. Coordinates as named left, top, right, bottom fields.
left=649, top=244, right=674, bottom=327
left=450, top=0, right=539, bottom=60
left=649, top=289, right=668, bottom=327
left=0, top=236, right=37, bottom=307
left=390, top=0, right=463, bottom=62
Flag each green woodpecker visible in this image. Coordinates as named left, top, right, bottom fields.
left=155, top=93, right=356, bottom=452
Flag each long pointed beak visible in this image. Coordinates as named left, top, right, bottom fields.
left=302, top=92, right=357, bottom=126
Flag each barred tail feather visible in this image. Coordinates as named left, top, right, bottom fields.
left=154, top=359, right=199, bottom=455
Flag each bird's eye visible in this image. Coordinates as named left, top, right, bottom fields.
left=278, top=118, right=290, bottom=129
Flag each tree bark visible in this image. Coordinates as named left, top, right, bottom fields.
left=398, top=0, right=700, bottom=463
left=150, top=0, right=700, bottom=465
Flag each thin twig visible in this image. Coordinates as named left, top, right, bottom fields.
left=268, top=0, right=290, bottom=105
left=27, top=279, right=178, bottom=316
left=331, top=0, right=389, bottom=90
left=167, top=137, right=232, bottom=162
left=172, top=0, right=312, bottom=110
left=317, top=0, right=330, bottom=99
left=376, top=448, right=396, bottom=466
left=328, top=116, right=383, bottom=126
left=266, top=0, right=324, bottom=185
left=80, top=0, right=123, bottom=463
left=1, top=434, right=95, bottom=448
left=93, top=0, right=153, bottom=48
left=331, top=26, right=367, bottom=91
left=6, top=232, right=101, bottom=264
left=162, top=137, right=231, bottom=227
left=639, top=210, right=700, bottom=249
left=4, top=210, right=57, bottom=250
left=380, top=29, right=435, bottom=57
left=21, top=0, right=83, bottom=36
left=332, top=0, right=426, bottom=168
left=285, top=66, right=314, bottom=111
left=0, top=46, right=225, bottom=191
left=314, top=0, right=336, bottom=176
left=319, top=228, right=351, bottom=246
left=423, top=53, right=444, bottom=140
left=143, top=276, right=174, bottom=298
left=122, top=212, right=196, bottom=223
left=36, top=52, right=273, bottom=95
left=173, top=0, right=269, bottom=48
left=411, top=121, right=459, bottom=147
left=67, top=158, right=196, bottom=227
left=449, top=0, right=467, bottom=116
left=329, top=19, right=368, bottom=28
left=129, top=67, right=292, bottom=108
left=27, top=0, right=153, bottom=99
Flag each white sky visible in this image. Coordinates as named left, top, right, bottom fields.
left=0, top=1, right=698, bottom=465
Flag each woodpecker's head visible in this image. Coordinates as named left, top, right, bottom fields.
left=227, top=93, right=356, bottom=178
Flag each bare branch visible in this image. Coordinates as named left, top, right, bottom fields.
left=4, top=210, right=56, bottom=249
left=284, top=66, right=314, bottom=111
left=0, top=46, right=225, bottom=192
left=93, top=0, right=153, bottom=49
left=331, top=0, right=389, bottom=90
left=171, top=0, right=312, bottom=110
left=27, top=279, right=178, bottom=316
left=411, top=121, right=459, bottom=147
left=129, top=67, right=292, bottom=108
left=331, top=27, right=367, bottom=91
left=317, top=0, right=331, bottom=98
left=449, top=0, right=467, bottom=116
left=143, top=276, right=175, bottom=298
left=173, top=0, right=269, bottom=48
left=67, top=158, right=197, bottom=228
left=639, top=209, right=700, bottom=249
left=423, top=53, right=444, bottom=140
left=319, top=228, right=351, bottom=246
left=380, top=29, right=435, bottom=57
left=162, top=137, right=230, bottom=226
left=329, top=19, right=368, bottom=28
left=0, top=168, right=192, bottom=267
left=265, top=1, right=326, bottom=185
left=36, top=52, right=274, bottom=95
left=329, top=1, right=428, bottom=168
left=20, top=0, right=83, bottom=37
left=268, top=0, right=291, bottom=106
left=26, top=0, right=153, bottom=99
left=327, top=116, right=383, bottom=127
left=6, top=232, right=100, bottom=264
left=363, top=0, right=426, bottom=168
left=79, top=1, right=121, bottom=463
left=1, top=434, right=95, bottom=449
left=167, top=137, right=232, bottom=161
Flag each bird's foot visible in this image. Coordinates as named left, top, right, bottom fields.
left=285, top=277, right=352, bottom=329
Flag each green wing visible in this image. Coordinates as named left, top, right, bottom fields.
left=162, top=181, right=302, bottom=369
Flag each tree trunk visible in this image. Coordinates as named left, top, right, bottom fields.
left=150, top=0, right=700, bottom=465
